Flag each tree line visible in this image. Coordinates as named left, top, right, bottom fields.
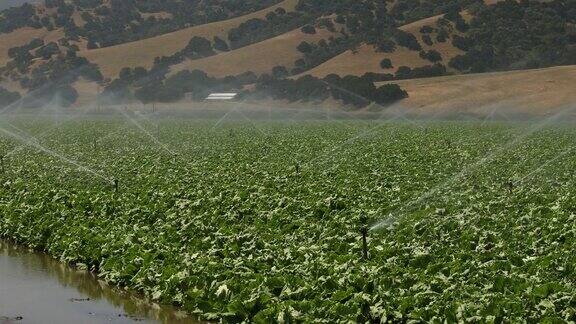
left=448, top=0, right=576, bottom=73
left=100, top=66, right=408, bottom=109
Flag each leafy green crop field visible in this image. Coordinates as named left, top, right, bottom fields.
left=0, top=117, right=575, bottom=322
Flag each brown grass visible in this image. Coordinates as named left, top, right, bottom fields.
left=169, top=27, right=335, bottom=77
left=0, top=27, right=63, bottom=67
left=57, top=65, right=576, bottom=118
left=380, top=65, right=576, bottom=116
left=0, top=78, right=24, bottom=94
left=71, top=11, right=86, bottom=27
left=305, top=14, right=463, bottom=78
left=72, top=78, right=100, bottom=107
left=78, top=0, right=299, bottom=79
left=141, top=12, right=173, bottom=20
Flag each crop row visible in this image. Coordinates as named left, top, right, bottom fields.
left=0, top=118, right=575, bottom=322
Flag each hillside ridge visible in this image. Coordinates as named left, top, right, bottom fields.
left=385, top=65, right=576, bottom=117
left=79, top=0, right=299, bottom=79
left=0, top=0, right=574, bottom=114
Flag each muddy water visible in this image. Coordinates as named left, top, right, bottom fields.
left=0, top=241, right=198, bottom=324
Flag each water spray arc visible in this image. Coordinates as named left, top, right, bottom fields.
left=369, top=103, right=576, bottom=232
left=297, top=78, right=449, bottom=174
left=0, top=65, right=91, bottom=118
left=211, top=108, right=237, bottom=131
left=112, top=106, right=176, bottom=156
left=0, top=125, right=112, bottom=184
left=517, top=145, right=576, bottom=186
left=318, top=79, right=424, bottom=128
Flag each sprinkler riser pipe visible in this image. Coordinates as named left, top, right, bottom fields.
left=361, top=226, right=369, bottom=260
left=506, top=181, right=514, bottom=195
left=360, top=213, right=369, bottom=261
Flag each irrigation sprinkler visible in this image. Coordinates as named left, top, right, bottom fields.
left=360, top=213, right=369, bottom=261
left=0, top=155, right=4, bottom=173
left=113, top=179, right=119, bottom=192
left=506, top=180, right=515, bottom=195
left=295, top=162, right=300, bottom=175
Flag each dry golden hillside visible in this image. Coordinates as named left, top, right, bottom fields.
left=305, top=14, right=463, bottom=78
left=169, top=27, right=336, bottom=77
left=78, top=0, right=299, bottom=79
left=73, top=26, right=335, bottom=104
left=302, top=0, right=506, bottom=78
left=0, top=27, right=63, bottom=67
left=68, top=66, right=576, bottom=117
left=0, top=78, right=25, bottom=97
left=72, top=78, right=100, bottom=107
left=383, top=65, right=576, bottom=117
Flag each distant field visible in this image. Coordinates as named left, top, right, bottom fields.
left=79, top=0, right=299, bottom=78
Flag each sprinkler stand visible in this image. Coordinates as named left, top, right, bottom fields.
left=360, top=214, right=369, bottom=260
left=506, top=180, right=514, bottom=195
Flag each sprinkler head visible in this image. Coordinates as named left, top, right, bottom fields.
left=506, top=180, right=514, bottom=194
left=113, top=179, right=119, bottom=192
left=360, top=214, right=369, bottom=261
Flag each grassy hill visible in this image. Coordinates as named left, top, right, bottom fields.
left=158, top=61, right=576, bottom=119
left=79, top=0, right=299, bottom=79
left=381, top=65, right=576, bottom=117
left=168, top=26, right=336, bottom=77
left=0, top=0, right=39, bottom=11
left=303, top=0, right=570, bottom=79
left=0, top=0, right=574, bottom=114
left=0, top=27, right=63, bottom=67
left=305, top=14, right=464, bottom=78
